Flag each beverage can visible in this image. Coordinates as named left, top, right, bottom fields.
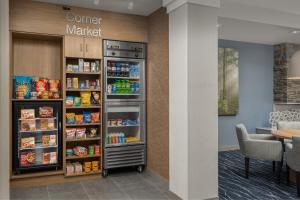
left=88, top=145, right=94, bottom=156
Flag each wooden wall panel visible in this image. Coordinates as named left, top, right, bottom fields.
left=10, top=0, right=148, bottom=42
left=147, top=8, right=169, bottom=180
left=13, top=37, right=62, bottom=79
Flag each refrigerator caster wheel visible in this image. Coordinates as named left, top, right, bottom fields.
left=103, top=170, right=108, bottom=177
left=137, top=166, right=144, bottom=173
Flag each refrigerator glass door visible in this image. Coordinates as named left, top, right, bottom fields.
left=104, top=102, right=146, bottom=147
left=104, top=57, right=145, bottom=102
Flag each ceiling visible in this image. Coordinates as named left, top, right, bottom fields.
left=34, top=0, right=162, bottom=16
left=219, top=17, right=300, bottom=45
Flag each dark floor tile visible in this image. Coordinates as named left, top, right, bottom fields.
left=48, top=191, right=89, bottom=200
left=111, top=173, right=154, bottom=190
left=139, top=170, right=169, bottom=191
left=47, top=182, right=83, bottom=193
left=163, top=191, right=181, bottom=200
left=10, top=186, right=49, bottom=200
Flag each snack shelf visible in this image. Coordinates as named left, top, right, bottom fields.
left=65, top=170, right=101, bottom=177
left=18, top=117, right=57, bottom=121
left=107, top=76, right=140, bottom=80
left=66, top=89, right=101, bottom=92
left=107, top=125, right=140, bottom=128
left=12, top=99, right=64, bottom=101
left=66, top=123, right=101, bottom=127
left=66, top=155, right=101, bottom=160
left=19, top=129, right=58, bottom=133
left=66, top=105, right=101, bottom=109
left=66, top=72, right=100, bottom=75
left=105, top=142, right=144, bottom=147
left=19, top=144, right=58, bottom=150
left=66, top=137, right=101, bottom=142
left=19, top=162, right=58, bottom=169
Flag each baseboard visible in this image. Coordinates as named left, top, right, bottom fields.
left=218, top=145, right=240, bottom=152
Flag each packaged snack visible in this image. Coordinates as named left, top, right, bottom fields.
left=40, top=119, right=49, bottom=130
left=75, top=114, right=83, bottom=124
left=66, top=128, right=76, bottom=139
left=85, top=80, right=90, bottom=89
left=73, top=146, right=87, bottom=157
left=92, top=161, right=99, bottom=172
left=67, top=64, right=73, bottom=72
left=91, top=112, right=100, bottom=123
left=20, top=151, right=35, bottom=166
left=15, top=76, right=32, bottom=99
left=72, top=78, right=79, bottom=89
left=72, top=65, right=79, bottom=72
left=66, top=96, right=74, bottom=106
left=80, top=92, right=91, bottom=105
left=83, top=111, right=92, bottom=123
left=35, top=78, right=48, bottom=98
left=21, top=120, right=36, bottom=131
left=47, top=118, right=55, bottom=129
left=94, top=145, right=100, bottom=155
left=49, top=80, right=60, bottom=93
left=79, top=59, right=84, bottom=72
left=80, top=81, right=86, bottom=89
left=66, top=113, right=75, bottom=124
left=84, top=162, right=91, bottom=173
left=76, top=128, right=86, bottom=139
left=52, top=92, right=60, bottom=99
left=21, top=109, right=35, bottom=119
left=49, top=135, right=56, bottom=145
left=89, top=80, right=96, bottom=89
left=117, top=119, right=122, bottom=126
left=67, top=78, right=72, bottom=89
left=88, top=128, right=97, bottom=138
left=74, top=162, right=83, bottom=174
left=39, top=107, right=53, bottom=118
left=84, top=62, right=91, bottom=72
left=66, top=149, right=73, bottom=157
left=66, top=163, right=75, bottom=175
left=42, top=152, right=50, bottom=164
left=42, top=135, right=50, bottom=146
left=88, top=145, right=94, bottom=156
left=96, top=79, right=100, bottom=89
left=50, top=152, right=57, bottom=163
left=91, top=92, right=101, bottom=105
left=30, top=92, right=38, bottom=99
left=74, top=97, right=81, bottom=106
left=21, top=137, right=35, bottom=148
left=91, top=62, right=96, bottom=72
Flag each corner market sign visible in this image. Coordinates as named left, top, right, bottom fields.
left=66, top=12, right=102, bottom=37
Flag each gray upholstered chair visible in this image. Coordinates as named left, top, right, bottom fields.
left=286, top=136, right=300, bottom=196
left=236, top=124, right=283, bottom=182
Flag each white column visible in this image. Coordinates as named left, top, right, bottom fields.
left=0, top=0, right=10, bottom=199
left=165, top=0, right=219, bottom=199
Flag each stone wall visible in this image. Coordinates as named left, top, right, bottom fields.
left=274, top=43, right=300, bottom=103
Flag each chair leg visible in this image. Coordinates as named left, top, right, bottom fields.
left=276, top=161, right=283, bottom=184
left=286, top=164, right=290, bottom=186
left=245, top=157, right=249, bottom=179
left=297, top=172, right=300, bottom=197
left=273, top=161, right=276, bottom=173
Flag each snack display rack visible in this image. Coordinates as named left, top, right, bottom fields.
left=64, top=57, right=103, bottom=177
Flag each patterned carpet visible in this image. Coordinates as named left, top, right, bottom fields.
left=219, top=151, right=299, bottom=200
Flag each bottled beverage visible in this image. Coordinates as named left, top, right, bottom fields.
left=125, top=64, right=129, bottom=77
left=107, top=62, right=112, bottom=76
left=111, top=62, right=116, bottom=77
left=125, top=80, right=130, bottom=93
left=115, top=80, right=120, bottom=93
left=130, top=81, right=135, bottom=94
left=112, top=83, right=116, bottom=94
left=121, top=64, right=125, bottom=77
left=115, top=63, right=120, bottom=77
left=135, top=82, right=140, bottom=93
left=136, top=65, right=140, bottom=78
left=129, top=64, right=133, bottom=77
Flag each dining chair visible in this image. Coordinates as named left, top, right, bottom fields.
left=286, top=136, right=300, bottom=196
left=277, top=121, right=300, bottom=144
left=236, top=124, right=283, bottom=182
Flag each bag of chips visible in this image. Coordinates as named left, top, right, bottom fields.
left=91, top=112, right=100, bottom=123
left=66, top=96, right=74, bottom=107
left=83, top=111, right=92, bottom=123
left=66, top=128, right=76, bottom=139
left=80, top=92, right=91, bottom=106
left=75, top=114, right=83, bottom=124
left=91, top=92, right=101, bottom=105
left=66, top=113, right=75, bottom=124
left=39, top=107, right=53, bottom=118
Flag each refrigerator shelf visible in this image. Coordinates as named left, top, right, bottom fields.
left=66, top=155, right=101, bottom=160
left=19, top=144, right=58, bottom=151
left=105, top=142, right=144, bottom=148
left=107, top=76, right=140, bottom=80
left=18, top=117, right=57, bottom=121
left=107, top=125, right=140, bottom=128
left=65, top=170, right=101, bottom=177
left=19, top=129, right=58, bottom=133
left=107, top=93, right=140, bottom=96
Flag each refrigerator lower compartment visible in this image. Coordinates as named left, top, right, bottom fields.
left=104, top=144, right=146, bottom=169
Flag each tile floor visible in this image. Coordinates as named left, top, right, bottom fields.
left=10, top=169, right=180, bottom=200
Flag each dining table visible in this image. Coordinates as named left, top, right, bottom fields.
left=272, top=129, right=300, bottom=183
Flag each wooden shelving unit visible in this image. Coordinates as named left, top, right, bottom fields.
left=63, top=57, right=103, bottom=177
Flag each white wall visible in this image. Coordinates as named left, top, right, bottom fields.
left=0, top=0, right=10, bottom=199
left=169, top=4, right=189, bottom=199
left=169, top=2, right=218, bottom=199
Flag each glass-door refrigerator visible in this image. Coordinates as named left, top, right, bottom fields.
left=103, top=40, right=146, bottom=176
left=13, top=101, right=62, bottom=174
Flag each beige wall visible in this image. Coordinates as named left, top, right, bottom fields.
left=147, top=8, right=169, bottom=180
left=0, top=0, right=10, bottom=198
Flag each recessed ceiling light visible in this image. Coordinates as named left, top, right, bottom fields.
left=94, top=0, right=100, bottom=5
left=128, top=1, right=134, bottom=10
left=291, top=30, right=300, bottom=34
